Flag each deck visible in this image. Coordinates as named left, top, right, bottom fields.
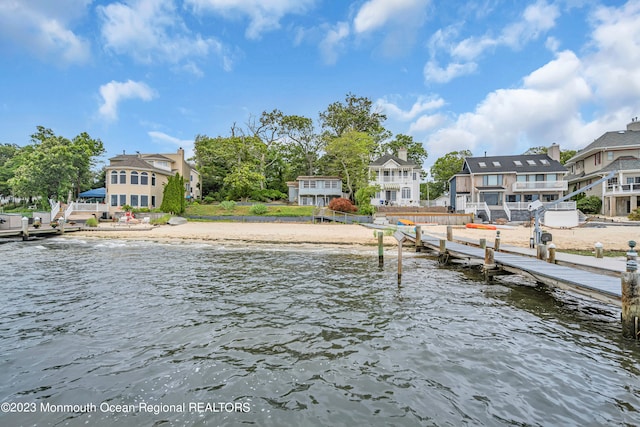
left=403, top=231, right=623, bottom=306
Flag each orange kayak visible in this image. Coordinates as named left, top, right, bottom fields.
left=465, top=223, right=497, bottom=230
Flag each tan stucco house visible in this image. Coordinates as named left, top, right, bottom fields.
left=105, top=148, right=200, bottom=216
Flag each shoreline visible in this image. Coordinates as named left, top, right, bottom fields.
left=65, top=220, right=640, bottom=252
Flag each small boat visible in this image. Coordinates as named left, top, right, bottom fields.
left=397, top=219, right=415, bottom=226
left=465, top=223, right=497, bottom=230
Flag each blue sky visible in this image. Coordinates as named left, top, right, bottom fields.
left=1, top=0, right=640, bottom=171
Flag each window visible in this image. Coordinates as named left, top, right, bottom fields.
left=403, top=170, right=408, bottom=177
left=401, top=187, right=411, bottom=199
left=131, top=195, right=138, bottom=207
left=516, top=175, right=527, bottom=182
left=325, top=181, right=331, bottom=188
left=110, top=195, right=118, bottom=206
left=141, top=195, right=149, bottom=207
left=513, top=160, right=522, bottom=166
left=540, top=159, right=550, bottom=165
left=482, top=174, right=503, bottom=186
left=546, top=174, right=556, bottom=181
left=607, top=152, right=614, bottom=161
left=478, top=162, right=486, bottom=168
left=111, top=171, right=118, bottom=184
left=413, top=172, right=417, bottom=180
left=527, top=160, right=536, bottom=166
left=331, top=181, right=338, bottom=189
left=492, top=161, right=501, bottom=167
left=151, top=196, right=156, bottom=207
left=119, top=194, right=126, bottom=205
left=131, top=171, right=139, bottom=185
left=310, top=181, right=316, bottom=188
left=151, top=173, right=156, bottom=186
left=119, top=170, right=126, bottom=184
left=140, top=172, right=148, bottom=185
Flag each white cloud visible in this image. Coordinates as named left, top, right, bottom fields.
left=185, top=0, right=315, bottom=39
left=353, top=0, right=430, bottom=34
left=424, top=49, right=592, bottom=163
left=424, top=60, right=477, bottom=83
left=98, top=80, right=157, bottom=121
left=409, top=114, right=447, bottom=133
left=98, top=0, right=231, bottom=70
left=377, top=96, right=445, bottom=121
left=148, top=131, right=195, bottom=159
left=427, top=0, right=559, bottom=85
left=0, top=0, right=91, bottom=65
left=319, top=22, right=350, bottom=65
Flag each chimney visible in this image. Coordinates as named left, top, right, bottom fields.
left=397, top=147, right=408, bottom=161
left=178, top=147, right=185, bottom=159
left=547, top=143, right=560, bottom=162
left=627, top=117, right=640, bottom=132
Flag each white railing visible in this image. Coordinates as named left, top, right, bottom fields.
left=465, top=202, right=491, bottom=221
left=512, top=181, right=568, bottom=192
left=503, top=202, right=511, bottom=221
left=605, top=183, right=640, bottom=195
left=506, top=201, right=576, bottom=211
left=71, top=202, right=109, bottom=212
left=49, top=199, right=60, bottom=220
left=64, top=203, right=74, bottom=220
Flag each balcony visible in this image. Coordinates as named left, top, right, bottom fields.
left=604, top=183, right=640, bottom=196
left=512, top=181, right=568, bottom=192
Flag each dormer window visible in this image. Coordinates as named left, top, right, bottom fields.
left=527, top=160, right=536, bottom=166
left=478, top=162, right=486, bottom=168
left=513, top=160, right=522, bottom=166
left=540, top=159, right=550, bottom=165
left=492, top=161, right=501, bottom=167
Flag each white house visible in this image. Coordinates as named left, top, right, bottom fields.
left=286, top=176, right=343, bottom=206
left=369, top=148, right=422, bottom=206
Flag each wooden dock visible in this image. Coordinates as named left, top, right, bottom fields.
left=402, top=231, right=622, bottom=306
left=0, top=226, right=82, bottom=239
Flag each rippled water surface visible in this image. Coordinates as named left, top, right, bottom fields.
left=1, top=236, right=639, bottom=426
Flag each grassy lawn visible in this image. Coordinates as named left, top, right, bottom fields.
left=185, top=204, right=314, bottom=217
left=558, top=249, right=628, bottom=257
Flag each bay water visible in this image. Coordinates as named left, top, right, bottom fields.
left=0, top=236, right=639, bottom=426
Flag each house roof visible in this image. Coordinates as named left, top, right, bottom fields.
left=296, top=176, right=341, bottom=180
left=597, top=156, right=640, bottom=173
left=107, top=154, right=171, bottom=174
left=462, top=154, right=566, bottom=174
left=565, top=129, right=640, bottom=165
left=370, top=153, right=418, bottom=167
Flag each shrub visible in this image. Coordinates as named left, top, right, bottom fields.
left=203, top=195, right=217, bottom=204
left=328, top=197, right=357, bottom=213
left=576, top=196, right=602, bottom=214
left=220, top=200, right=237, bottom=211
left=85, top=217, right=99, bottom=227
left=249, top=203, right=268, bottom=215
left=250, top=189, right=287, bottom=202
left=151, top=214, right=171, bottom=225
left=629, top=209, right=640, bottom=221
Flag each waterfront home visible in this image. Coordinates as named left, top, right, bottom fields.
left=105, top=148, right=200, bottom=217
left=564, top=118, right=640, bottom=216
left=287, top=176, right=343, bottom=206
left=368, top=148, right=422, bottom=207
left=449, top=145, right=568, bottom=222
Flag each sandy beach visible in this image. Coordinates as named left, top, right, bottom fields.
left=70, top=220, right=640, bottom=251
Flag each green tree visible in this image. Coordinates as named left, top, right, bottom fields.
left=223, top=163, right=264, bottom=200
left=354, top=184, right=380, bottom=215
left=324, top=131, right=377, bottom=200
left=319, top=93, right=391, bottom=144
left=0, top=143, right=20, bottom=197
left=160, top=173, right=186, bottom=214
left=380, top=134, right=428, bottom=167
left=429, top=150, right=472, bottom=198
left=8, top=127, right=103, bottom=202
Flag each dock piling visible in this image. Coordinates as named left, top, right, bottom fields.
left=622, top=241, right=640, bottom=339
left=479, top=238, right=486, bottom=249
left=595, top=242, right=603, bottom=259
left=494, top=231, right=501, bottom=251
left=547, top=243, right=556, bottom=264
left=415, top=225, right=422, bottom=252
left=537, top=243, right=547, bottom=260
left=21, top=217, right=29, bottom=241
left=377, top=232, right=384, bottom=268
left=446, top=225, right=452, bottom=241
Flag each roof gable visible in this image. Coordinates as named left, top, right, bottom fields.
left=566, top=130, right=640, bottom=165
left=370, top=153, right=418, bottom=167
left=462, top=154, right=566, bottom=174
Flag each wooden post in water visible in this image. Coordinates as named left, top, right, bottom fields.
left=58, top=217, right=65, bottom=234
left=377, top=232, right=384, bottom=267
left=21, top=216, right=29, bottom=241
left=547, top=243, right=556, bottom=264
left=537, top=244, right=547, bottom=260
left=393, top=231, right=406, bottom=286
left=622, top=240, right=640, bottom=340
left=415, top=225, right=422, bottom=252
left=494, top=231, right=501, bottom=252
left=595, top=242, right=604, bottom=259
left=479, top=238, right=486, bottom=249
left=484, top=247, right=495, bottom=282
left=446, top=225, right=453, bottom=241
left=439, top=239, right=446, bottom=254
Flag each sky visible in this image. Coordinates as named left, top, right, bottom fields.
left=1, top=0, right=640, bottom=173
